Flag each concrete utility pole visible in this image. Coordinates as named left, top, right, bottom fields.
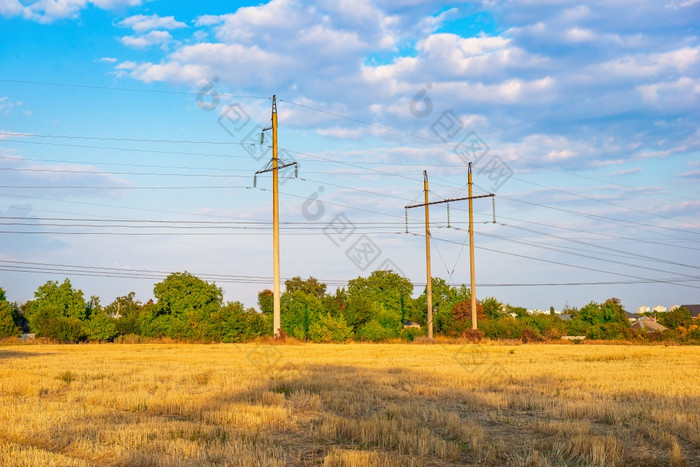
left=271, top=97, right=280, bottom=337
left=255, top=95, right=297, bottom=337
left=467, top=162, right=478, bottom=330
left=423, top=171, right=433, bottom=339
left=405, top=164, right=494, bottom=331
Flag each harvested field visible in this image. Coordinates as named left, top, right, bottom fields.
left=0, top=343, right=697, bottom=466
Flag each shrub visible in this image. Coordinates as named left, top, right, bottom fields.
left=521, top=327, right=542, bottom=343
left=83, top=313, right=119, bottom=342
left=480, top=317, right=526, bottom=340
left=51, top=318, right=86, bottom=343
left=307, top=313, right=353, bottom=343
left=400, top=327, right=426, bottom=341
left=587, top=322, right=628, bottom=340
left=355, top=320, right=387, bottom=342
left=462, top=328, right=485, bottom=343
left=0, top=301, right=20, bottom=338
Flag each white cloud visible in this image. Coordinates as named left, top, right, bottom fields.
left=610, top=168, right=642, bottom=177
left=194, top=14, right=224, bottom=27
left=1, top=0, right=142, bottom=23
left=96, top=56, right=117, bottom=63
left=118, top=14, right=186, bottom=33
left=90, top=0, right=141, bottom=8
left=121, top=30, right=172, bottom=48
left=596, top=48, right=700, bottom=79
left=0, top=97, right=23, bottom=117
left=109, top=0, right=699, bottom=175
left=637, top=77, right=700, bottom=109
left=0, top=0, right=23, bottom=16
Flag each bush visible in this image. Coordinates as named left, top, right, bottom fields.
left=523, top=314, right=567, bottom=339
left=355, top=320, right=387, bottom=342
left=587, top=322, right=628, bottom=340
left=479, top=317, right=526, bottom=340
left=521, top=327, right=542, bottom=343
left=400, top=326, right=426, bottom=341
left=0, top=301, right=20, bottom=338
left=50, top=318, right=86, bottom=343
left=461, top=328, right=485, bottom=343
left=83, top=313, right=119, bottom=342
left=114, top=334, right=143, bottom=344
left=307, top=313, right=353, bottom=342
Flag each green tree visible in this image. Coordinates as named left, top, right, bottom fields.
left=322, top=288, right=347, bottom=318
left=25, top=279, right=88, bottom=341
left=280, top=290, right=324, bottom=339
left=342, top=294, right=377, bottom=329
left=153, top=272, right=223, bottom=316
left=29, top=279, right=88, bottom=321
left=355, top=319, right=387, bottom=341
left=257, top=289, right=274, bottom=315
left=657, top=307, right=692, bottom=330
left=284, top=276, right=327, bottom=299
left=346, top=270, right=413, bottom=331
left=508, top=305, right=528, bottom=318
left=105, top=292, right=142, bottom=336
left=152, top=272, right=223, bottom=339
left=207, top=301, right=248, bottom=342
left=83, top=312, right=119, bottom=341
left=568, top=298, right=630, bottom=339
left=0, top=287, right=20, bottom=338
left=414, top=278, right=470, bottom=334
left=307, top=313, right=353, bottom=342
left=482, top=296, right=505, bottom=320
left=348, top=271, right=413, bottom=313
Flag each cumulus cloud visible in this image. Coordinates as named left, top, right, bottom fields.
left=118, top=14, right=186, bottom=33
left=0, top=0, right=23, bottom=16
left=2, top=0, right=143, bottom=23
left=610, top=168, right=642, bottom=177
left=103, top=0, right=700, bottom=172
left=121, top=30, right=172, bottom=48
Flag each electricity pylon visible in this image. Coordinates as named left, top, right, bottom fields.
left=405, top=163, right=494, bottom=331
left=255, top=95, right=297, bottom=337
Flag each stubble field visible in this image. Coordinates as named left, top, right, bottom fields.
left=0, top=342, right=697, bottom=466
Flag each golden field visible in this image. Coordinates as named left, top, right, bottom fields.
left=0, top=342, right=697, bottom=466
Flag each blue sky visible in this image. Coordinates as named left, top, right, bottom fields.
left=0, top=0, right=699, bottom=312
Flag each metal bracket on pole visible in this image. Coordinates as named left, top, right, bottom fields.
left=404, top=166, right=496, bottom=332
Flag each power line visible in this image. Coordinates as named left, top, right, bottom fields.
left=4, top=131, right=697, bottom=237
left=426, top=233, right=700, bottom=290
left=3, top=76, right=696, bottom=208
left=1, top=259, right=697, bottom=288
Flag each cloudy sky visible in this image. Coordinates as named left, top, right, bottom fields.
left=0, top=0, right=699, bottom=312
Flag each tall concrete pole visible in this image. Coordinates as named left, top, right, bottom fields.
left=272, top=95, right=281, bottom=337
left=423, top=171, right=433, bottom=339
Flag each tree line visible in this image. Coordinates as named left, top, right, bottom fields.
left=1, top=271, right=698, bottom=343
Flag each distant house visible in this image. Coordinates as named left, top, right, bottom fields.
left=652, top=305, right=667, bottom=313
left=558, top=314, right=573, bottom=321
left=681, top=305, right=700, bottom=318
left=403, top=321, right=421, bottom=329
left=625, top=311, right=640, bottom=322
left=637, top=306, right=650, bottom=314
left=630, top=320, right=668, bottom=332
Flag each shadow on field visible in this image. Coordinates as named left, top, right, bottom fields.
left=0, top=349, right=52, bottom=360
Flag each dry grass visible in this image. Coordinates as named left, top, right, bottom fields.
left=0, top=343, right=698, bottom=466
